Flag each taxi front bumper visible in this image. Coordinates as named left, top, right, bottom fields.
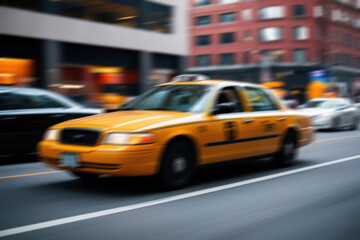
left=38, top=141, right=163, bottom=176
left=297, top=127, right=315, bottom=148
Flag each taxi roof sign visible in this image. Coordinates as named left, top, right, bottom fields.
left=172, top=74, right=209, bottom=82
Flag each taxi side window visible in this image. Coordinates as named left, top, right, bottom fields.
left=244, top=87, right=278, bottom=111
left=216, top=87, right=242, bottom=112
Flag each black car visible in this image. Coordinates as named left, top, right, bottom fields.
left=0, top=87, right=103, bottom=157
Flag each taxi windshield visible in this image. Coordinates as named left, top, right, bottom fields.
left=122, top=85, right=213, bottom=113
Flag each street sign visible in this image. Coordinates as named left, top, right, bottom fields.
left=309, top=70, right=330, bottom=83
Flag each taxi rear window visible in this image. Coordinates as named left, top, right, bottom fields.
left=244, top=87, right=278, bottom=111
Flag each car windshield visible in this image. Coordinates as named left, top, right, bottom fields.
left=305, top=100, right=337, bottom=109
left=121, top=85, right=213, bottom=113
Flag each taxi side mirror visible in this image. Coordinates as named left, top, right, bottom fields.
left=212, top=102, right=236, bottom=115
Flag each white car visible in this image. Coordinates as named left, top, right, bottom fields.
left=298, top=98, right=358, bottom=130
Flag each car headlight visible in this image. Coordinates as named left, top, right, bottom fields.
left=103, top=132, right=156, bottom=145
left=43, top=129, right=60, bottom=141
left=320, top=113, right=333, bottom=119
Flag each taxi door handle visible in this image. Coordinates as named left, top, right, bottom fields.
left=242, top=119, right=254, bottom=123
left=277, top=118, right=286, bottom=121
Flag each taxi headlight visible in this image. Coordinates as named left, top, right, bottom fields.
left=103, top=132, right=156, bottom=145
left=43, top=129, right=60, bottom=141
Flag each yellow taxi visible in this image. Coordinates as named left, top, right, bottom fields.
left=38, top=75, right=314, bottom=189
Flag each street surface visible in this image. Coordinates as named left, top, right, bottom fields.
left=1, top=128, right=360, bottom=239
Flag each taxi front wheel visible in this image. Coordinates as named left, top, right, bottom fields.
left=273, top=132, right=297, bottom=167
left=157, top=140, right=195, bottom=190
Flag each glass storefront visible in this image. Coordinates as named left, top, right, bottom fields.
left=49, top=64, right=138, bottom=110
left=1, top=0, right=173, bottom=34
left=0, top=58, right=35, bottom=86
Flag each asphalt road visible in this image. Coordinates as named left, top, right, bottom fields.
left=1, top=128, right=360, bottom=240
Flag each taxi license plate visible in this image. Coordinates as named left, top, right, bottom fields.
left=60, top=153, right=80, bottom=168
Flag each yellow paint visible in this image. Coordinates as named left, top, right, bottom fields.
left=38, top=80, right=314, bottom=177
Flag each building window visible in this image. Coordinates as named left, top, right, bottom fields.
left=196, top=16, right=211, bottom=26
left=242, top=9, right=252, bottom=21
left=293, top=5, right=307, bottom=17
left=196, top=0, right=211, bottom=7
left=342, top=34, right=350, bottom=46
left=219, top=0, right=238, bottom=4
left=262, top=50, right=284, bottom=63
left=220, top=53, right=235, bottom=65
left=220, top=32, right=236, bottom=44
left=317, top=27, right=325, bottom=40
left=5, top=0, right=174, bottom=34
left=243, top=51, right=251, bottom=63
left=293, top=49, right=307, bottom=63
left=196, top=55, right=211, bottom=66
left=143, top=3, right=173, bottom=33
left=243, top=30, right=252, bottom=42
left=196, top=35, right=211, bottom=46
left=341, top=54, right=350, bottom=66
left=314, top=6, right=324, bottom=18
left=293, top=26, right=309, bottom=40
left=332, top=10, right=342, bottom=21
left=332, top=32, right=337, bottom=44
left=338, top=0, right=351, bottom=5
left=219, top=12, right=236, bottom=23
left=258, top=6, right=284, bottom=20
left=258, top=27, right=283, bottom=42
left=335, top=31, right=342, bottom=44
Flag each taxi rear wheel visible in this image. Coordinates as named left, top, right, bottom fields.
left=273, top=131, right=297, bottom=167
left=157, top=140, right=195, bottom=190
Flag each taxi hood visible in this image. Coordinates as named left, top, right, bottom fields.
left=53, top=110, right=196, bottom=132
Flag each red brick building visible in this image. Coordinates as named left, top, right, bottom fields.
left=187, top=0, right=360, bottom=95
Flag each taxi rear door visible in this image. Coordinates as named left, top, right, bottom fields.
left=201, top=86, right=247, bottom=164
left=239, top=86, right=283, bottom=156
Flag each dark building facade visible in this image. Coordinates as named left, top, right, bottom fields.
left=0, top=0, right=187, bottom=102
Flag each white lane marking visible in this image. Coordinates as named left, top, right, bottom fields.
left=1, top=154, right=360, bottom=238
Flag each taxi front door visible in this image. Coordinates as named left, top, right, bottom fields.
left=201, top=86, right=252, bottom=164
left=239, top=86, right=283, bottom=155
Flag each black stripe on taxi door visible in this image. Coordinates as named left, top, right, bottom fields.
left=205, top=134, right=279, bottom=147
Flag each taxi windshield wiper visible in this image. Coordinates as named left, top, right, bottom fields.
left=119, top=107, right=134, bottom=111
left=143, top=107, right=170, bottom=111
